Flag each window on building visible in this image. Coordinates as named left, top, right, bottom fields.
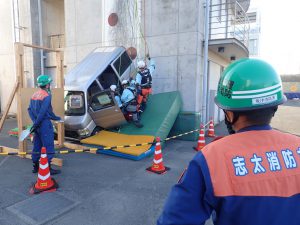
left=249, top=39, right=258, bottom=56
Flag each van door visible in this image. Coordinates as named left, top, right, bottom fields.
left=111, top=50, right=135, bottom=80
left=88, top=90, right=127, bottom=129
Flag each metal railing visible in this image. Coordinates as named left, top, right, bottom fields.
left=209, top=0, right=250, bottom=47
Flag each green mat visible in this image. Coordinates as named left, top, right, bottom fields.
left=118, top=91, right=182, bottom=142
left=169, top=112, right=201, bottom=141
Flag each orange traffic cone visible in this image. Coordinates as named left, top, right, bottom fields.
left=146, top=137, right=170, bottom=174
left=29, top=147, right=58, bottom=194
left=207, top=119, right=215, bottom=137
left=193, top=124, right=206, bottom=151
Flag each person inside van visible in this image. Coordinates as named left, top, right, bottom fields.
left=110, top=84, right=122, bottom=108
left=121, top=80, right=143, bottom=128
left=135, top=54, right=155, bottom=112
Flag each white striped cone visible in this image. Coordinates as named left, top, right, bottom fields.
left=193, top=125, right=205, bottom=151
left=146, top=137, right=170, bottom=174
left=208, top=119, right=215, bottom=137
left=30, top=147, right=58, bottom=194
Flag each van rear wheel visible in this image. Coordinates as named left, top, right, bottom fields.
left=91, top=126, right=102, bottom=136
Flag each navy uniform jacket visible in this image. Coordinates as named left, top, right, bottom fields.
left=28, top=89, right=60, bottom=127
left=158, top=125, right=300, bottom=225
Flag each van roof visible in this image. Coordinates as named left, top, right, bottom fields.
left=64, top=46, right=125, bottom=91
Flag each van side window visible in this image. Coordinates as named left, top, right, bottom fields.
left=113, top=51, right=131, bottom=76
left=87, top=81, right=101, bottom=101
left=98, top=65, right=120, bottom=90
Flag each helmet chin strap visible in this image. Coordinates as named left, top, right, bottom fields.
left=223, top=110, right=240, bottom=135
left=41, top=85, right=51, bottom=94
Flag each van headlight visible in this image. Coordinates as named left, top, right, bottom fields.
left=78, top=128, right=90, bottom=136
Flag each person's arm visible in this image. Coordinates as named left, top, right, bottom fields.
left=115, top=96, right=123, bottom=108
left=48, top=103, right=61, bottom=121
left=135, top=73, right=142, bottom=85
left=148, top=58, right=156, bottom=76
left=28, top=102, right=36, bottom=123
left=157, top=153, right=213, bottom=225
left=121, top=89, right=129, bottom=103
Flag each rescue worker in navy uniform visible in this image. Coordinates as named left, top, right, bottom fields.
left=121, top=80, right=143, bottom=128
left=135, top=54, right=155, bottom=112
left=157, top=58, right=300, bottom=225
left=28, top=75, right=61, bottom=175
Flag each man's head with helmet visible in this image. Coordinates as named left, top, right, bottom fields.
left=215, top=58, right=286, bottom=134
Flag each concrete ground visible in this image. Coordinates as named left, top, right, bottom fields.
left=0, top=100, right=298, bottom=225
left=0, top=118, right=222, bottom=225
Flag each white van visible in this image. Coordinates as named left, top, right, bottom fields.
left=64, top=46, right=135, bottom=140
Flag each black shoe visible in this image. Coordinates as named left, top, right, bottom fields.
left=32, top=162, right=39, bottom=173
left=134, top=121, right=143, bottom=128
left=49, top=164, right=61, bottom=175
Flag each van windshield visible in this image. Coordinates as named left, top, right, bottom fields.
left=64, top=91, right=85, bottom=116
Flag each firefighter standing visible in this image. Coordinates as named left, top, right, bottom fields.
left=157, top=59, right=300, bottom=225
left=135, top=54, right=155, bottom=112
left=28, top=75, right=61, bottom=175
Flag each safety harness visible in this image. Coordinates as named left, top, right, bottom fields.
left=139, top=69, right=152, bottom=88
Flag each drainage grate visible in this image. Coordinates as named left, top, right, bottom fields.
left=6, top=192, right=79, bottom=225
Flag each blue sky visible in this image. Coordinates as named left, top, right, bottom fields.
left=251, top=0, right=300, bottom=75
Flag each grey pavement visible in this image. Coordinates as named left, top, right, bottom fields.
left=0, top=118, right=225, bottom=225
left=0, top=99, right=298, bottom=225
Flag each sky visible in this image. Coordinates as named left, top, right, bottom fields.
left=251, top=0, right=300, bottom=75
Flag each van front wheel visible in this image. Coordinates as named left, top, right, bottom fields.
left=91, top=127, right=102, bottom=136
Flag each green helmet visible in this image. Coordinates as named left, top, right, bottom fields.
left=215, top=58, right=286, bottom=111
left=37, top=75, right=52, bottom=87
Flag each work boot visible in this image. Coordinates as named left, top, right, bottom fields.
left=134, top=121, right=143, bottom=128
left=49, top=164, right=61, bottom=175
left=32, top=162, right=39, bottom=173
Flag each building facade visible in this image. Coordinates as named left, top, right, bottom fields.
left=0, top=0, right=251, bottom=138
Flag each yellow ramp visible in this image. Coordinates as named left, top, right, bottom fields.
left=81, top=131, right=155, bottom=156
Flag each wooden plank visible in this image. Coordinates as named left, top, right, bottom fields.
left=0, top=146, right=62, bottom=167
left=0, top=146, right=19, bottom=153
left=15, top=42, right=27, bottom=154
left=55, top=51, right=64, bottom=88
left=57, top=141, right=87, bottom=150
left=0, top=82, right=19, bottom=132
left=51, top=158, right=63, bottom=167
left=24, top=154, right=63, bottom=167
left=56, top=121, right=65, bottom=148
left=23, top=43, right=60, bottom=52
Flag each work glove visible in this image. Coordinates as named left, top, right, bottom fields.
left=30, top=126, right=37, bottom=134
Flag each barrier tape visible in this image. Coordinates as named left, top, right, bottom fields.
left=0, top=120, right=213, bottom=156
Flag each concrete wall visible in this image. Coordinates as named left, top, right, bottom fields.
left=0, top=0, right=36, bottom=114
left=0, top=1, right=16, bottom=113
left=1, top=0, right=231, bottom=121
left=64, top=0, right=207, bottom=112
left=145, top=0, right=205, bottom=112
left=64, top=0, right=103, bottom=70
left=42, top=0, right=65, bottom=86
